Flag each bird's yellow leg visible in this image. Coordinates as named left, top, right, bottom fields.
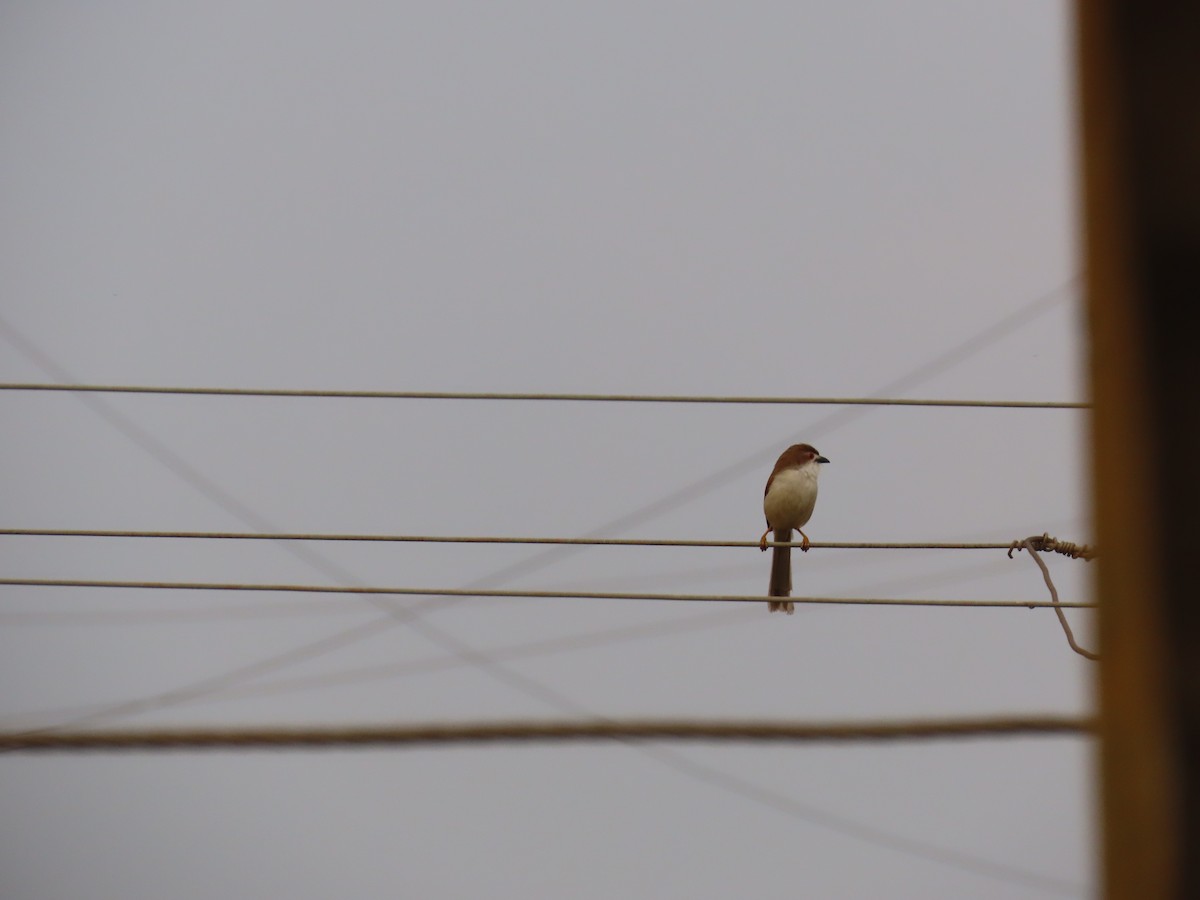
left=798, top=529, right=811, bottom=552
left=759, top=527, right=772, bottom=552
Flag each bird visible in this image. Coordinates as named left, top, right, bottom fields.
left=759, top=443, right=830, bottom=613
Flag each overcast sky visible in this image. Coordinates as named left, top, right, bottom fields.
left=0, top=2, right=1093, bottom=898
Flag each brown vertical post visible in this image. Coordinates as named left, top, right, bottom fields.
left=1076, top=2, right=1200, bottom=897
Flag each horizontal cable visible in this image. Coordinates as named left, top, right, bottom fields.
left=0, top=578, right=1096, bottom=608
left=0, top=529, right=1026, bottom=551
left=0, top=382, right=1088, bottom=409
left=0, top=715, right=1095, bottom=752
left=0, top=561, right=1016, bottom=627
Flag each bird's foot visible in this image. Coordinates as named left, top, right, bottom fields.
left=758, top=528, right=771, bottom=552
left=799, top=530, right=811, bottom=552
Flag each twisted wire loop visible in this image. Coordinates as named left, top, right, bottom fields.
left=1007, top=532, right=1097, bottom=561
left=1008, top=535, right=1100, bottom=661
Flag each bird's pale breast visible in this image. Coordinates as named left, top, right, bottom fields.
left=764, top=466, right=819, bottom=530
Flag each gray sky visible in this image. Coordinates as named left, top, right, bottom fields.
left=0, top=2, right=1093, bottom=898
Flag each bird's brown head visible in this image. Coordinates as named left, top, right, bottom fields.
left=781, top=443, right=830, bottom=467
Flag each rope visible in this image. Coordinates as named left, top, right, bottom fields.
left=0, top=715, right=1095, bottom=752
left=0, top=578, right=1096, bottom=609
left=0, top=383, right=1088, bottom=409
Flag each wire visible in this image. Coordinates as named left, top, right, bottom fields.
left=0, top=715, right=1094, bottom=752
left=0, top=383, right=1088, bottom=408
left=0, top=578, right=1095, bottom=608
left=0, top=528, right=1036, bottom=550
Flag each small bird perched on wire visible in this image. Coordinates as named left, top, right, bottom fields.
left=760, top=443, right=830, bottom=613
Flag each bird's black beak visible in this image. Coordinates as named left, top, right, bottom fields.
left=816, top=455, right=830, bottom=464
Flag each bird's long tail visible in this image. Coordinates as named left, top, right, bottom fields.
left=768, top=529, right=794, bottom=614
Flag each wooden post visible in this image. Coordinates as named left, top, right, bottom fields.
left=1076, top=2, right=1200, bottom=896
